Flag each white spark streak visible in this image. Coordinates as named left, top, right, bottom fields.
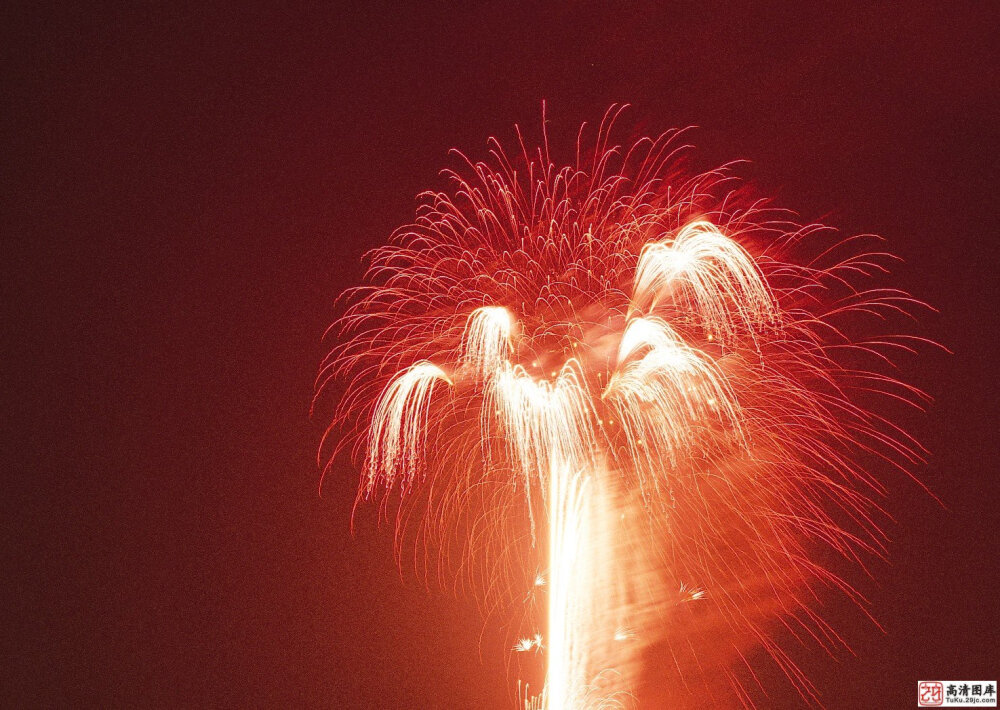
left=364, top=361, right=451, bottom=495
left=633, top=220, right=778, bottom=343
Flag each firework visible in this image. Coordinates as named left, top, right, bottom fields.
left=317, top=106, right=929, bottom=708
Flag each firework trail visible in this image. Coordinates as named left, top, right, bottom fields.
left=317, top=106, right=930, bottom=708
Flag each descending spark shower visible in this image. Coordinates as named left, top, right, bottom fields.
left=317, top=108, right=929, bottom=708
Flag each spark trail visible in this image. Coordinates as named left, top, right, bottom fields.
left=317, top=106, right=930, bottom=708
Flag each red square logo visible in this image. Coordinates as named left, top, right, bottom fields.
left=919, top=681, right=944, bottom=707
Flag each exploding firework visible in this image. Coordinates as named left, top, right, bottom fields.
left=316, top=106, right=930, bottom=708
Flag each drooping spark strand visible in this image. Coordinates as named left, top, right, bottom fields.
left=632, top=219, right=779, bottom=343
left=364, top=361, right=451, bottom=496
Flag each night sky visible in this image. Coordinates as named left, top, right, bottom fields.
left=4, top=2, right=998, bottom=708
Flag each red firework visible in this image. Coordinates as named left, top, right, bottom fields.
left=316, top=106, right=933, bottom=709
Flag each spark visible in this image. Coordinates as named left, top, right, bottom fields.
left=516, top=634, right=545, bottom=653
left=679, top=582, right=706, bottom=603
left=613, top=627, right=636, bottom=643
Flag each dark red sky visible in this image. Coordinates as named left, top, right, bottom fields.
left=4, top=2, right=998, bottom=708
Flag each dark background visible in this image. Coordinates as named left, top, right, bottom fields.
left=4, top=2, right=998, bottom=708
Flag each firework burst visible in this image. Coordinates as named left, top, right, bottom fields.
left=316, top=106, right=931, bottom=708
